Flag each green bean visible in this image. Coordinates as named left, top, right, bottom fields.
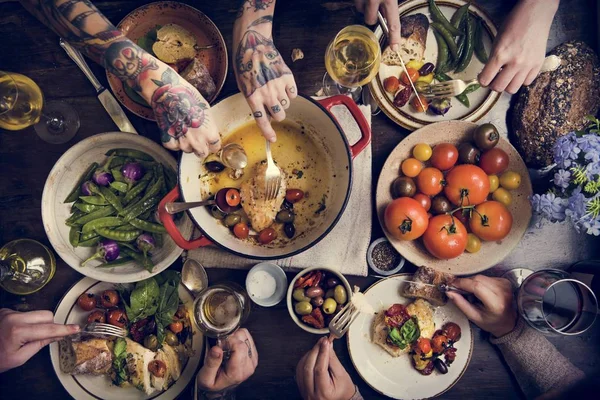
left=110, top=181, right=128, bottom=193
left=429, top=0, right=462, bottom=36
left=124, top=173, right=153, bottom=205
left=474, top=17, right=489, bottom=64
left=82, top=216, right=124, bottom=235
left=78, top=236, right=101, bottom=247
left=455, top=15, right=475, bottom=73
left=106, top=148, right=154, bottom=161
left=129, top=218, right=166, bottom=233
left=79, top=196, right=108, bottom=205
left=74, top=203, right=105, bottom=213
left=97, top=186, right=124, bottom=212
left=123, top=197, right=159, bottom=222
left=64, top=162, right=98, bottom=203
left=451, top=3, right=470, bottom=29
left=96, top=226, right=142, bottom=242
left=431, top=23, right=458, bottom=60
left=69, top=226, right=80, bottom=247
left=433, top=31, right=450, bottom=73
left=122, top=248, right=154, bottom=272
left=95, top=256, right=134, bottom=268
left=73, top=206, right=116, bottom=225
left=111, top=168, right=125, bottom=183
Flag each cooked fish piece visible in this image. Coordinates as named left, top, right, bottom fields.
left=382, top=13, right=429, bottom=65
left=406, top=299, right=435, bottom=339
left=150, top=344, right=183, bottom=391
left=58, top=337, right=112, bottom=375
left=240, top=161, right=287, bottom=232
left=125, top=338, right=156, bottom=395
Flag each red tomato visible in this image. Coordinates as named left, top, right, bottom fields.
left=225, top=188, right=241, bottom=207
left=258, top=228, right=277, bottom=244
left=285, top=189, right=304, bottom=203
left=411, top=94, right=429, bottom=113
left=422, top=215, right=468, bottom=259
left=469, top=201, right=513, bottom=241
left=432, top=333, right=450, bottom=354
left=442, top=322, right=462, bottom=342
left=400, top=68, right=419, bottom=85
left=416, top=337, right=432, bottom=354
left=444, top=165, right=490, bottom=206
left=384, top=197, right=429, bottom=241
left=100, top=289, right=119, bottom=308
left=479, top=148, right=509, bottom=175
left=169, top=321, right=183, bottom=333
left=431, top=143, right=459, bottom=171
left=87, top=310, right=106, bottom=324
left=233, top=223, right=249, bottom=239
left=413, top=193, right=431, bottom=212
left=77, top=293, right=96, bottom=311
left=107, top=309, right=128, bottom=328
left=416, top=167, right=445, bottom=196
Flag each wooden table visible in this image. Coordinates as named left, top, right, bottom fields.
left=1, top=0, right=599, bottom=399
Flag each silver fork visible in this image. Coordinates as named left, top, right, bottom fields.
left=329, top=302, right=359, bottom=339
left=84, top=322, right=127, bottom=338
left=264, top=140, right=282, bottom=201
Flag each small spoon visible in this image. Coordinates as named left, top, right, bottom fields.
left=219, top=143, right=248, bottom=170
left=181, top=259, right=208, bottom=298
left=165, top=187, right=240, bottom=214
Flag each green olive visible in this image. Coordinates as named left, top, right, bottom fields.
left=334, top=285, right=348, bottom=305
left=323, top=298, right=338, bottom=314
left=276, top=210, right=295, bottom=223
left=165, top=331, right=180, bottom=346
left=224, top=214, right=241, bottom=227
left=325, top=288, right=335, bottom=299
left=210, top=205, right=226, bottom=220
left=292, top=288, right=309, bottom=302
left=294, top=301, right=313, bottom=316
left=144, top=334, right=158, bottom=351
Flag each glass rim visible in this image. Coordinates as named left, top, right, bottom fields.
left=0, top=71, right=19, bottom=117
left=328, top=24, right=382, bottom=72
left=541, top=278, right=598, bottom=336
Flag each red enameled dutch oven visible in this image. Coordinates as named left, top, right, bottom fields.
left=158, top=93, right=370, bottom=259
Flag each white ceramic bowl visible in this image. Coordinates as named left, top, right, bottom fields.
left=245, top=262, right=287, bottom=307
left=286, top=266, right=353, bottom=334
left=41, top=132, right=193, bottom=283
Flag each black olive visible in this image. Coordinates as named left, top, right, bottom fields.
left=391, top=176, right=417, bottom=199
left=431, top=195, right=452, bottom=215
left=473, top=123, right=500, bottom=151
left=419, top=62, right=435, bottom=76
left=205, top=161, right=225, bottom=172
left=458, top=143, right=481, bottom=164
left=284, top=223, right=296, bottom=238
left=276, top=210, right=295, bottom=223
left=434, top=358, right=448, bottom=374
left=282, top=200, right=294, bottom=210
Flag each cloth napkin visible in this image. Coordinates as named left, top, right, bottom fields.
left=186, top=99, right=372, bottom=276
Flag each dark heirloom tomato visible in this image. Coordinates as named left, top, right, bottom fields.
left=444, top=165, right=490, bottom=206
left=77, top=293, right=96, bottom=311
left=443, top=322, right=462, bottom=342
left=479, top=148, right=509, bottom=175
left=422, top=215, right=467, bottom=259
left=473, top=123, right=500, bottom=150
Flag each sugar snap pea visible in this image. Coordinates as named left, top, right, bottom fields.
left=122, top=248, right=154, bottom=272
left=73, top=206, right=116, bottom=225
left=433, top=31, right=450, bottom=73
left=78, top=236, right=100, bottom=247
left=82, top=216, right=124, bottom=235
left=129, top=218, right=166, bottom=233
left=69, top=226, right=80, bottom=247
left=64, top=162, right=98, bottom=203
left=80, top=196, right=108, bottom=205
left=455, top=15, right=475, bottom=73
left=81, top=230, right=100, bottom=242
left=474, top=17, right=489, bottom=64
left=97, top=186, right=123, bottom=212
left=124, top=172, right=153, bottom=205
left=106, top=148, right=154, bottom=161
left=451, top=3, right=470, bottom=29
left=111, top=168, right=125, bottom=183
left=431, top=23, right=458, bottom=60
left=95, top=226, right=142, bottom=242
left=123, top=197, right=159, bottom=222
left=429, top=0, right=462, bottom=36
left=115, top=225, right=135, bottom=231
left=455, top=93, right=470, bottom=107
left=110, top=181, right=128, bottom=193
left=96, top=256, right=134, bottom=268
left=74, top=203, right=105, bottom=213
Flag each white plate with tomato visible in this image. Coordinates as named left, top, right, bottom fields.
left=376, top=120, right=532, bottom=275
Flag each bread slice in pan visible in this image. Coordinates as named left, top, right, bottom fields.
left=382, top=13, right=430, bottom=65
left=403, top=266, right=455, bottom=307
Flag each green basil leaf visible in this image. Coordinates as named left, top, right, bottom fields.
left=127, top=278, right=160, bottom=322
left=155, top=272, right=181, bottom=345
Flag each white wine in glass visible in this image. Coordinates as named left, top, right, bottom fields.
left=323, top=25, right=381, bottom=101
left=0, top=72, right=43, bottom=131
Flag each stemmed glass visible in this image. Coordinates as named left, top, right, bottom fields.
left=323, top=25, right=381, bottom=102
left=0, top=70, right=80, bottom=143
left=507, top=269, right=598, bottom=335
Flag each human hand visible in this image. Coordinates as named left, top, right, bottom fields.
left=355, top=0, right=401, bottom=48
left=478, top=0, right=559, bottom=93
left=196, top=328, right=258, bottom=394
left=296, top=337, right=356, bottom=400
left=0, top=308, right=80, bottom=373
left=446, top=275, right=517, bottom=338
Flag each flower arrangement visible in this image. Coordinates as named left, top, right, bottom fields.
left=531, top=115, right=600, bottom=236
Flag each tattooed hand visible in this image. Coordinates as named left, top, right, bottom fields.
left=233, top=0, right=297, bottom=142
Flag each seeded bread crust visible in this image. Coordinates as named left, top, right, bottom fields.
left=402, top=266, right=455, bottom=307
left=382, top=13, right=429, bottom=65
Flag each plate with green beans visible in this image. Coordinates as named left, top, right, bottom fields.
left=369, top=0, right=501, bottom=131
left=42, top=132, right=193, bottom=283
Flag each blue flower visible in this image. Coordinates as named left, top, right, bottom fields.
left=583, top=218, right=600, bottom=236
left=552, top=169, right=571, bottom=189
left=553, top=133, right=581, bottom=169
left=577, top=134, right=600, bottom=153
left=583, top=147, right=600, bottom=164
left=531, top=193, right=567, bottom=222
left=566, top=187, right=586, bottom=219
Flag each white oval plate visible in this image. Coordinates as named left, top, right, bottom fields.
left=49, top=276, right=204, bottom=400
left=347, top=274, right=473, bottom=399
left=369, top=0, right=501, bottom=130
left=42, top=132, right=193, bottom=283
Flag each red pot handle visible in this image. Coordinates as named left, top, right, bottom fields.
left=158, top=187, right=212, bottom=250
left=318, top=95, right=371, bottom=159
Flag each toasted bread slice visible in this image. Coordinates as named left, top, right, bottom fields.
left=58, top=337, right=112, bottom=375
left=382, top=13, right=429, bottom=65
left=403, top=266, right=455, bottom=307
left=371, top=312, right=410, bottom=357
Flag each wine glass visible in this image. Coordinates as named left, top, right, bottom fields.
left=511, top=269, right=598, bottom=335
left=0, top=239, right=56, bottom=295
left=0, top=70, right=80, bottom=143
left=323, top=25, right=381, bottom=102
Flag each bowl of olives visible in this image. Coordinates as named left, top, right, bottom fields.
left=286, top=266, right=352, bottom=334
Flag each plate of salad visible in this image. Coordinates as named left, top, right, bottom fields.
left=50, top=272, right=204, bottom=400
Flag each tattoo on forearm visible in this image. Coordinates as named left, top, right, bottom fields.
left=235, top=30, right=291, bottom=97
left=104, top=41, right=158, bottom=91
left=150, top=69, right=208, bottom=143
left=236, top=0, right=275, bottom=18
left=247, top=15, right=273, bottom=29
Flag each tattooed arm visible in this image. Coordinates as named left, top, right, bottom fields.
left=233, top=0, right=297, bottom=142
left=19, top=0, right=220, bottom=156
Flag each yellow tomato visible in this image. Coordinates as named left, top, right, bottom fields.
left=488, top=175, right=499, bottom=192
left=417, top=73, right=434, bottom=84
left=466, top=233, right=481, bottom=253
left=401, top=158, right=424, bottom=178
left=413, top=143, right=433, bottom=162
left=500, top=171, right=522, bottom=190
left=406, top=60, right=425, bottom=71
left=492, top=187, right=512, bottom=206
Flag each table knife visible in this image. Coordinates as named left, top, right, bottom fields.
left=59, top=38, right=138, bottom=134
left=371, top=276, right=471, bottom=296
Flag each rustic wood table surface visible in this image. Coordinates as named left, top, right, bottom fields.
left=1, top=0, right=599, bottom=399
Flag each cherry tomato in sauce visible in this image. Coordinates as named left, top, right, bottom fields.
left=107, top=309, right=128, bottom=328
left=285, top=189, right=304, bottom=203
left=416, top=337, right=432, bottom=354
left=87, top=310, right=106, bottom=324
left=169, top=321, right=184, bottom=334
left=258, top=228, right=277, bottom=244
left=100, top=290, right=119, bottom=308
left=442, top=322, right=462, bottom=342
left=431, top=332, right=450, bottom=354
left=233, top=222, right=250, bottom=239
left=77, top=293, right=96, bottom=311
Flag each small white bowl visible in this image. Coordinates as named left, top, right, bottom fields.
left=367, top=237, right=405, bottom=276
left=245, top=262, right=287, bottom=307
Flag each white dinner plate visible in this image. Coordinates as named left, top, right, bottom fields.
left=41, top=132, right=193, bottom=283
left=347, top=274, right=473, bottom=399
left=49, top=276, right=204, bottom=400
left=369, top=0, right=501, bottom=130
